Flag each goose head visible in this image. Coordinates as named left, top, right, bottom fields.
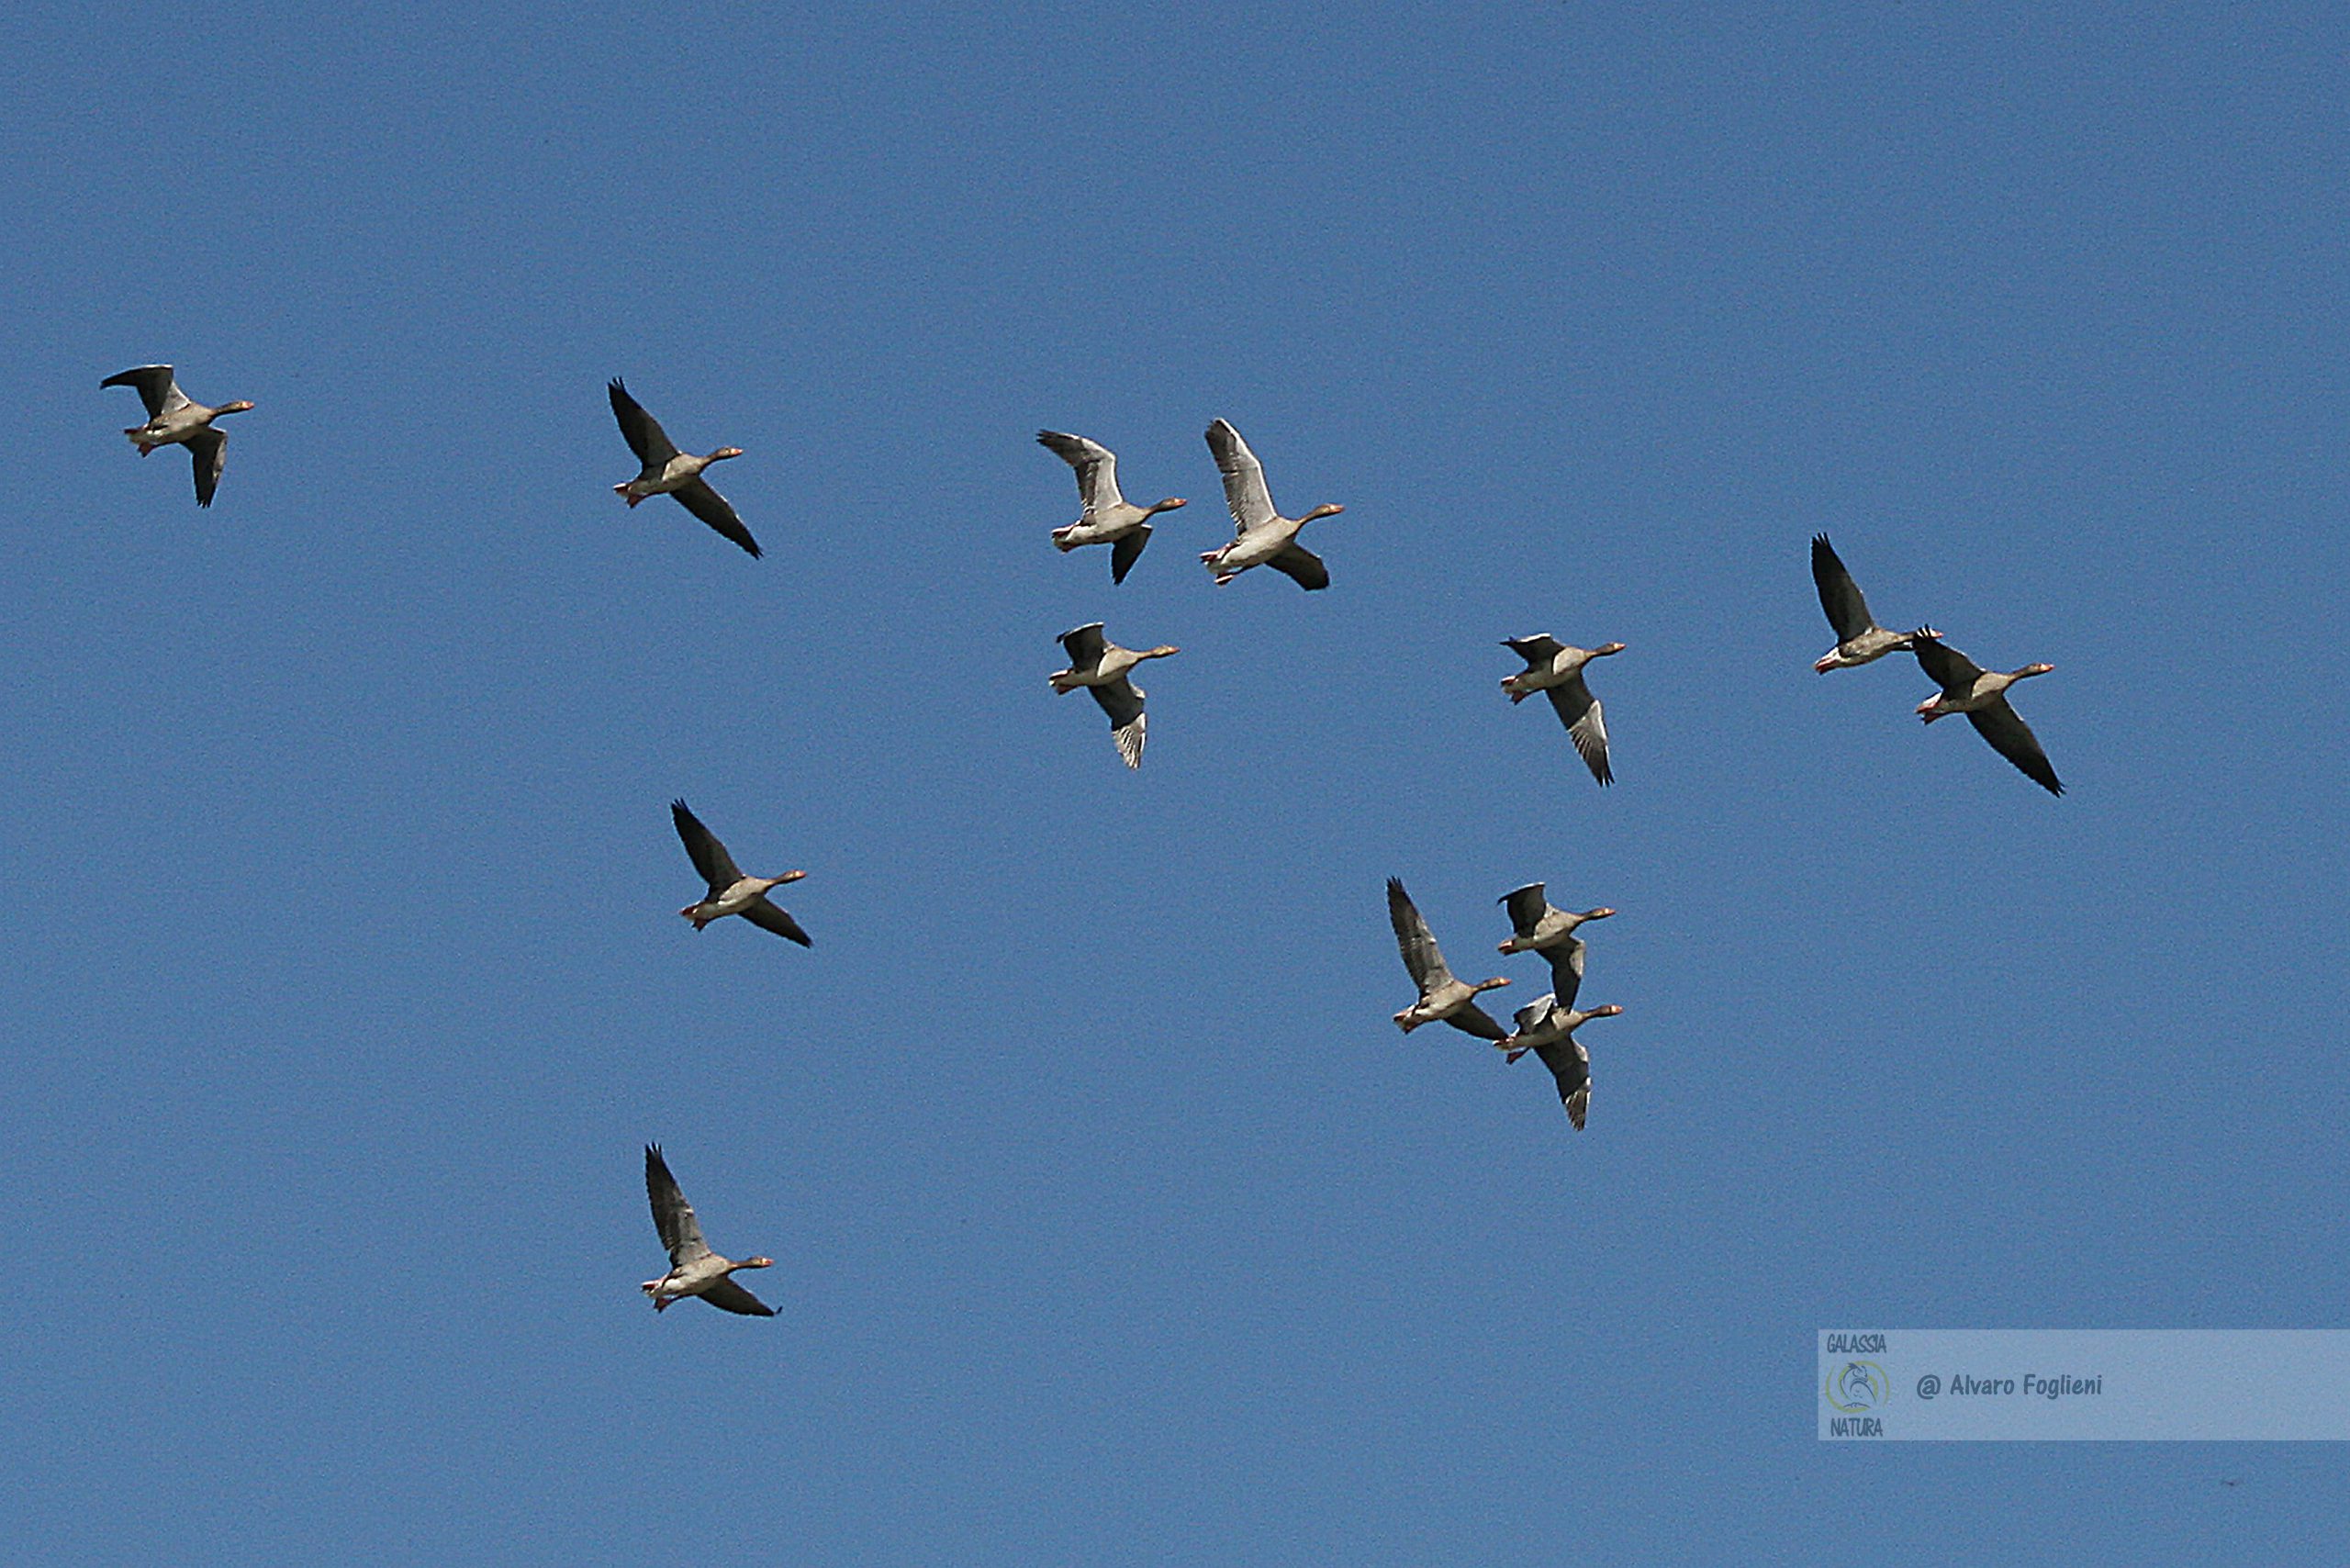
left=215, top=400, right=256, bottom=417
left=763, top=871, right=807, bottom=890
left=707, top=446, right=745, bottom=462
left=1148, top=497, right=1189, bottom=516
left=2013, top=662, right=2055, bottom=679
left=1142, top=644, right=1181, bottom=660
left=1587, top=1003, right=1625, bottom=1019
left=1472, top=976, right=1511, bottom=994
left=1593, top=642, right=1627, bottom=657
left=736, top=1256, right=776, bottom=1271
left=1581, top=906, right=1617, bottom=923
left=1301, top=503, right=1346, bottom=522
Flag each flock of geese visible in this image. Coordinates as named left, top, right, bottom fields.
left=101, top=364, right=2066, bottom=1316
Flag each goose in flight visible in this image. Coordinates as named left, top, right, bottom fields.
left=608, top=378, right=759, bottom=557
left=1909, top=632, right=2063, bottom=795
left=642, top=1145, right=777, bottom=1316
left=1049, top=622, right=1178, bottom=767
left=670, top=800, right=811, bottom=943
left=1496, top=884, right=1616, bottom=1009
left=1037, top=431, right=1187, bottom=584
left=1388, top=878, right=1510, bottom=1039
left=101, top=365, right=254, bottom=507
left=1501, top=637, right=1625, bottom=786
left=1811, top=534, right=1928, bottom=672
left=1199, top=419, right=1345, bottom=588
left=1497, top=996, right=1622, bottom=1131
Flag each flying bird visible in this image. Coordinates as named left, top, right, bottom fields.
left=101, top=364, right=254, bottom=507
left=608, top=378, right=758, bottom=557
left=1497, top=994, right=1623, bottom=1131
left=1387, top=878, right=1510, bottom=1039
left=1909, top=632, right=2063, bottom=795
left=1037, top=431, right=1187, bottom=584
left=1501, top=636, right=1625, bottom=786
left=642, top=1145, right=777, bottom=1316
left=1811, top=534, right=1929, bottom=672
left=670, top=800, right=811, bottom=943
left=1049, top=622, right=1178, bottom=768
left=1199, top=419, right=1345, bottom=588
left=1497, top=884, right=1616, bottom=1009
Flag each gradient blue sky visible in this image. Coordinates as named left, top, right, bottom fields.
left=7, top=2, right=2347, bottom=1561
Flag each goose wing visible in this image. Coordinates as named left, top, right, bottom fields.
left=1444, top=1002, right=1507, bottom=1042
left=1386, top=877, right=1457, bottom=995
left=1058, top=622, right=1107, bottom=671
left=102, top=364, right=186, bottom=420
left=1532, top=1040, right=1591, bottom=1130
left=1545, top=936, right=1587, bottom=1012
left=607, top=378, right=680, bottom=466
left=1087, top=677, right=1147, bottom=767
left=1109, top=526, right=1152, bottom=585
left=1205, top=419, right=1275, bottom=535
left=699, top=1277, right=777, bottom=1316
left=742, top=893, right=813, bottom=946
left=1910, top=633, right=1983, bottom=692
left=187, top=428, right=226, bottom=508
left=670, top=800, right=745, bottom=894
left=644, top=1144, right=711, bottom=1265
left=1546, top=677, right=1613, bottom=786
left=1500, top=883, right=1550, bottom=940
left=1036, top=430, right=1124, bottom=514
left=672, top=477, right=761, bottom=558
left=1265, top=543, right=1328, bottom=591
left=1504, top=635, right=1565, bottom=667
left=1967, top=698, right=2064, bottom=796
left=1810, top=534, right=1879, bottom=643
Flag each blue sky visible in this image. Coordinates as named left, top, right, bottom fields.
left=6, top=1, right=2346, bottom=1561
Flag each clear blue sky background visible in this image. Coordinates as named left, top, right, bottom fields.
left=6, top=2, right=2345, bottom=1561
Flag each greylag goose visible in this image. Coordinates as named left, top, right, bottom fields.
left=670, top=800, right=811, bottom=943
left=1811, top=534, right=1929, bottom=672
left=1037, top=431, right=1187, bottom=584
left=608, top=378, right=759, bottom=558
left=1387, top=877, right=1510, bottom=1039
left=1199, top=419, right=1344, bottom=588
left=1497, top=883, right=1616, bottom=1009
left=1501, top=637, right=1625, bottom=786
left=1497, top=996, right=1622, bottom=1131
left=1909, top=632, right=2062, bottom=795
left=1049, top=622, right=1177, bottom=768
left=642, top=1145, right=776, bottom=1316
left=101, top=365, right=253, bottom=507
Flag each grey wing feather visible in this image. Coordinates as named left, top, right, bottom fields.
left=1545, top=936, right=1587, bottom=1012
left=672, top=478, right=761, bottom=558
left=1966, top=700, right=2064, bottom=795
left=644, top=1145, right=711, bottom=1265
left=1205, top=419, right=1274, bottom=534
left=1445, top=1002, right=1507, bottom=1042
left=1547, top=678, right=1614, bottom=786
left=188, top=428, right=226, bottom=507
left=1088, top=678, right=1147, bottom=767
left=671, top=800, right=744, bottom=893
left=1505, top=635, right=1565, bottom=666
left=1500, top=883, right=1549, bottom=938
left=103, top=364, right=185, bottom=420
left=699, top=1277, right=777, bottom=1316
left=608, top=379, right=680, bottom=466
left=1266, top=543, right=1328, bottom=591
left=1533, top=1041, right=1591, bottom=1129
left=1109, top=526, right=1151, bottom=584
left=1910, top=633, right=1981, bottom=690
left=742, top=894, right=813, bottom=946
left=1386, top=877, right=1455, bottom=993
left=1810, top=534, right=1876, bottom=643
left=1036, top=430, right=1122, bottom=513
left=1058, top=622, right=1106, bottom=669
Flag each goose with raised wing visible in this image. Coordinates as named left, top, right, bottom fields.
left=101, top=365, right=254, bottom=507
left=1501, top=637, right=1624, bottom=786
left=1199, top=419, right=1345, bottom=588
left=1811, top=534, right=1927, bottom=672
left=608, top=378, right=759, bottom=558
left=1497, top=996, right=1622, bottom=1131
left=1037, top=431, right=1187, bottom=584
left=670, top=800, right=811, bottom=943
left=1388, top=877, right=1510, bottom=1039
left=642, top=1145, right=777, bottom=1316
left=1049, top=622, right=1177, bottom=767
left=1909, top=632, right=2063, bottom=795
left=1497, top=883, right=1616, bottom=1009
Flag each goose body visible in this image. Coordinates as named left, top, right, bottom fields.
left=670, top=800, right=811, bottom=943
left=1037, top=431, right=1187, bottom=584
left=1499, top=995, right=1623, bottom=1130
left=102, top=364, right=254, bottom=507
left=608, top=378, right=758, bottom=557
left=1909, top=632, right=2062, bottom=795
left=642, top=1145, right=777, bottom=1316
left=1501, top=636, right=1625, bottom=786
left=1049, top=622, right=1177, bottom=767
left=1198, top=419, right=1344, bottom=588
left=1387, top=877, right=1510, bottom=1039
left=1810, top=534, right=1926, bottom=672
left=1496, top=883, right=1616, bottom=1009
